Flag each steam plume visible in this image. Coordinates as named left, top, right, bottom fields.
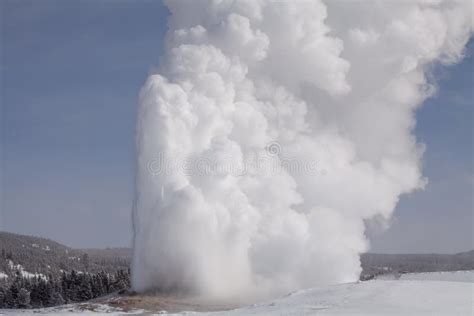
left=132, top=0, right=472, bottom=300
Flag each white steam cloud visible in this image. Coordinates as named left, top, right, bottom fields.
left=132, top=0, right=472, bottom=300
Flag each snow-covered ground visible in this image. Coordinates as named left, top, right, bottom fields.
left=7, top=260, right=47, bottom=280
left=190, top=278, right=472, bottom=315
left=0, top=303, right=145, bottom=315
left=2, top=271, right=472, bottom=315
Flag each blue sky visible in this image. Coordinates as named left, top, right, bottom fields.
left=1, top=0, right=472, bottom=252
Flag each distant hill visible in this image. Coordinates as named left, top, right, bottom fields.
left=78, top=247, right=132, bottom=260
left=0, top=231, right=130, bottom=282
left=0, top=231, right=472, bottom=283
left=360, top=251, right=474, bottom=278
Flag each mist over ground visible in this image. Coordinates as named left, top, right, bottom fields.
left=132, top=0, right=473, bottom=301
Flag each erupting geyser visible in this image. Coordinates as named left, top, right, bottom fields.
left=132, top=0, right=472, bottom=300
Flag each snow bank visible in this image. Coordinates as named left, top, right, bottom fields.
left=182, top=279, right=473, bottom=315
left=7, top=260, right=46, bottom=280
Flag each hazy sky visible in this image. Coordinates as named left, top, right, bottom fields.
left=1, top=0, right=472, bottom=253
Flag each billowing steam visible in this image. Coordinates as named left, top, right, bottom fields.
left=132, top=0, right=472, bottom=300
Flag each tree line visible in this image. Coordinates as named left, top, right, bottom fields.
left=0, top=269, right=130, bottom=309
